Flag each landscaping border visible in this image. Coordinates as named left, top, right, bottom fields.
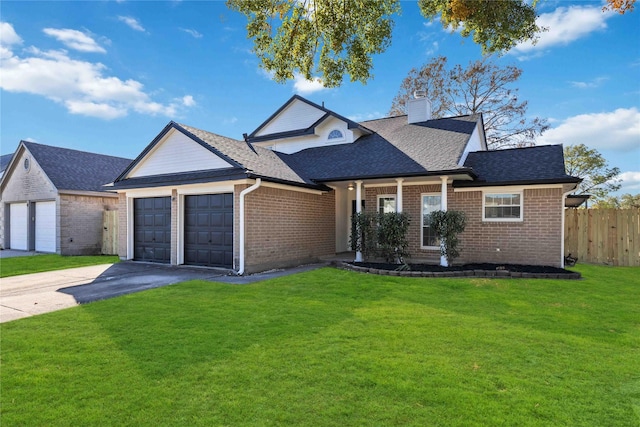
left=334, top=261, right=582, bottom=280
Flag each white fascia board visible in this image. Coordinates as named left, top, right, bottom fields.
left=454, top=183, right=564, bottom=192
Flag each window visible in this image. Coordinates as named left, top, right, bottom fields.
left=421, top=194, right=441, bottom=248
left=378, top=195, right=396, bottom=214
left=328, top=129, right=344, bottom=140
left=484, top=192, right=522, bottom=221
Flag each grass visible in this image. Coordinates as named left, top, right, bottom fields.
left=1, top=264, right=638, bottom=426
left=0, top=253, right=119, bottom=277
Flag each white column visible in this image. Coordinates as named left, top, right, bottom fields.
left=440, top=176, right=449, bottom=267
left=355, top=180, right=363, bottom=262
left=396, top=178, right=404, bottom=213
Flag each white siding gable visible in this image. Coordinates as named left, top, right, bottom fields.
left=128, top=129, right=233, bottom=178
left=253, top=117, right=362, bottom=154
left=458, top=123, right=485, bottom=166
left=256, top=99, right=325, bottom=136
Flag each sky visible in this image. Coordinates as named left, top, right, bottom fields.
left=1, top=0, right=639, bottom=195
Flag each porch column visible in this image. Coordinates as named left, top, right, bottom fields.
left=396, top=178, right=404, bottom=213
left=355, top=180, right=363, bottom=262
left=440, top=176, right=448, bottom=267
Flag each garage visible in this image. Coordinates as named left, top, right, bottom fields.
left=133, top=197, right=171, bottom=263
left=184, top=193, right=233, bottom=268
left=35, top=201, right=56, bottom=252
left=9, top=202, right=28, bottom=250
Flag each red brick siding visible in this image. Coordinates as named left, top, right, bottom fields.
left=117, top=193, right=127, bottom=259
left=366, top=185, right=563, bottom=267
left=240, top=185, right=335, bottom=273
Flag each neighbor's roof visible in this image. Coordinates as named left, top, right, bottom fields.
left=283, top=114, right=480, bottom=182
left=0, top=153, right=14, bottom=173
left=457, top=144, right=581, bottom=187
left=22, top=141, right=133, bottom=192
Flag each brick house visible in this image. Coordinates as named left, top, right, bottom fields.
left=110, top=95, right=580, bottom=273
left=0, top=141, right=132, bottom=254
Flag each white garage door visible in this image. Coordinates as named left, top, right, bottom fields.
left=36, top=201, right=56, bottom=252
left=9, top=203, right=28, bottom=250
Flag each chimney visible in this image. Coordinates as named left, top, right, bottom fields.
left=407, top=90, right=431, bottom=124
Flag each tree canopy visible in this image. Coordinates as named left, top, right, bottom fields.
left=592, top=193, right=640, bottom=209
left=227, top=0, right=634, bottom=88
left=564, top=144, right=621, bottom=201
left=389, top=56, right=548, bottom=149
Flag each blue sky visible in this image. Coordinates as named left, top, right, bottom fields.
left=1, top=1, right=639, bottom=194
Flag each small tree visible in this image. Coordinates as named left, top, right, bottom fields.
left=350, top=212, right=377, bottom=261
left=377, top=212, right=411, bottom=264
left=429, top=210, right=466, bottom=266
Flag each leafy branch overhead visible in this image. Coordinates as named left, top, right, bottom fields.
left=228, top=0, right=635, bottom=88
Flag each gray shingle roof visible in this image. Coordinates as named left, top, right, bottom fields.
left=176, top=124, right=317, bottom=186
left=23, top=142, right=133, bottom=192
left=460, top=144, right=580, bottom=186
left=284, top=115, right=480, bottom=181
left=0, top=153, right=14, bottom=173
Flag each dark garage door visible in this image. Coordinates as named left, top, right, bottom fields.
left=185, top=193, right=233, bottom=268
left=134, top=197, right=171, bottom=263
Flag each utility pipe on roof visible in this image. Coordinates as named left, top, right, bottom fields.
left=238, top=178, right=261, bottom=275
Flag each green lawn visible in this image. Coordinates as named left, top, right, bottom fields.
left=1, top=264, right=638, bottom=426
left=0, top=254, right=119, bottom=277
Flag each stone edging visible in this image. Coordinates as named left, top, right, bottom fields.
left=335, top=262, right=581, bottom=280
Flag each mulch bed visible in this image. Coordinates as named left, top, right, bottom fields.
left=337, top=261, right=581, bottom=280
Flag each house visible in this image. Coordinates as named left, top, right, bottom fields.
left=0, top=141, right=132, bottom=254
left=110, top=95, right=580, bottom=273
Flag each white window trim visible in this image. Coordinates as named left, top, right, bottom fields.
left=482, top=190, right=523, bottom=222
left=377, top=194, right=396, bottom=214
left=421, top=192, right=441, bottom=250
left=327, top=129, right=345, bottom=142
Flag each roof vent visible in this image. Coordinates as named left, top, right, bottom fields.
left=408, top=91, right=431, bottom=124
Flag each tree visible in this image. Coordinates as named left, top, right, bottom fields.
left=389, top=56, right=548, bottom=149
left=592, top=193, right=640, bottom=209
left=564, top=144, right=621, bottom=201
left=228, top=0, right=634, bottom=88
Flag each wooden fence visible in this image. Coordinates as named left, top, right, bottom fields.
left=102, top=210, right=118, bottom=255
left=564, top=208, right=640, bottom=266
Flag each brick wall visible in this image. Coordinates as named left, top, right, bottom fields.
left=451, top=188, right=563, bottom=267
left=365, top=184, right=564, bottom=267
left=59, top=193, right=119, bottom=255
left=241, top=185, right=335, bottom=273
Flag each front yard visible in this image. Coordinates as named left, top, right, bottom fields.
left=1, top=264, right=638, bottom=426
left=0, top=254, right=119, bottom=278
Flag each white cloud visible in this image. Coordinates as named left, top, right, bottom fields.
left=181, top=28, right=203, bottom=38
left=43, top=28, right=106, bottom=53
left=223, top=116, right=238, bottom=125
left=293, top=74, right=326, bottom=95
left=619, top=171, right=640, bottom=193
left=512, top=5, right=612, bottom=58
left=181, top=95, right=195, bottom=107
left=117, top=16, right=145, bottom=32
left=348, top=112, right=385, bottom=122
left=537, top=108, right=640, bottom=151
left=569, top=76, right=609, bottom=89
left=1, top=22, right=22, bottom=45
left=0, top=24, right=191, bottom=120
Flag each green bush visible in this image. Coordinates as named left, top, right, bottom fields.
left=350, top=212, right=411, bottom=264
left=430, top=210, right=466, bottom=265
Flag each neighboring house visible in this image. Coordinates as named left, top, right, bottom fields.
left=110, top=95, right=580, bottom=273
left=0, top=141, right=132, bottom=254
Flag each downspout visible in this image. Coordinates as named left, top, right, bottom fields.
left=238, top=178, right=262, bottom=275
left=560, top=188, right=574, bottom=268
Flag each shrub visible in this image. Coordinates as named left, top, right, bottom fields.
left=429, top=210, right=466, bottom=265
left=377, top=212, right=410, bottom=264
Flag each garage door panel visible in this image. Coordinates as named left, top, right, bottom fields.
left=35, top=201, right=56, bottom=252
left=134, top=196, right=171, bottom=263
left=9, top=203, right=28, bottom=251
left=184, top=193, right=233, bottom=268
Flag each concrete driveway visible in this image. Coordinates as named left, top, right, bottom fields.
left=0, top=262, right=324, bottom=323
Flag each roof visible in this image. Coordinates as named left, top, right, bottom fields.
left=112, top=122, right=326, bottom=190
left=245, top=95, right=372, bottom=143
left=457, top=144, right=581, bottom=187
left=0, top=153, right=14, bottom=173
left=284, top=114, right=480, bottom=181
left=22, top=142, right=133, bottom=192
